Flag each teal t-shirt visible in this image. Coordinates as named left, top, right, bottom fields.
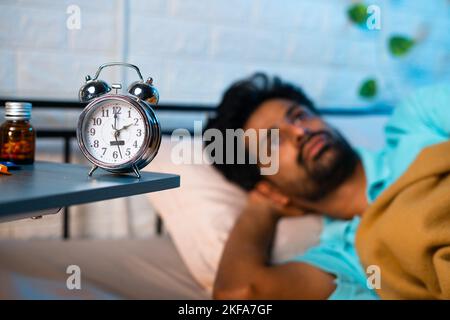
left=290, top=83, right=450, bottom=299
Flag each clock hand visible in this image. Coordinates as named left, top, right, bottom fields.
left=118, top=123, right=133, bottom=132
left=114, top=123, right=133, bottom=138
left=114, top=131, right=123, bottom=159
left=113, top=112, right=118, bottom=130
left=112, top=112, right=124, bottom=137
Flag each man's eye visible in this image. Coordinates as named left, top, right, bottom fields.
left=291, top=111, right=308, bottom=123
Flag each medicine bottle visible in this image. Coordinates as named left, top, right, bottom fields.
left=0, top=102, right=35, bottom=164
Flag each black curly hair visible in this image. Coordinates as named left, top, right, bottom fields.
left=204, top=73, right=317, bottom=191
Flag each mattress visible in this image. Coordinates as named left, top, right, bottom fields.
left=0, top=236, right=209, bottom=299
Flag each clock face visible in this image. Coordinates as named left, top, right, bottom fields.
left=81, top=99, right=147, bottom=166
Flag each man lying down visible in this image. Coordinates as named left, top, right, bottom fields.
left=205, top=73, right=450, bottom=300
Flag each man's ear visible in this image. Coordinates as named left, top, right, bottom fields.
left=254, top=180, right=289, bottom=206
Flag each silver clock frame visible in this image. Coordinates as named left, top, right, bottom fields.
left=77, top=94, right=161, bottom=179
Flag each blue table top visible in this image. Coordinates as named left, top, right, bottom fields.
left=0, top=161, right=179, bottom=221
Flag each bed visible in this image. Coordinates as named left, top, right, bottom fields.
left=0, top=236, right=209, bottom=299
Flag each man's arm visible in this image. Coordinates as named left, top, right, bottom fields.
left=213, top=192, right=336, bottom=300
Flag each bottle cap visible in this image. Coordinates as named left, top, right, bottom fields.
left=4, top=102, right=32, bottom=120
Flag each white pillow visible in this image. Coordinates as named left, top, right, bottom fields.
left=145, top=136, right=322, bottom=293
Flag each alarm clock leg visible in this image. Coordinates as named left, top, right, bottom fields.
left=132, top=164, right=141, bottom=179
left=88, top=165, right=99, bottom=177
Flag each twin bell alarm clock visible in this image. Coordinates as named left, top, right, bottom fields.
left=77, top=62, right=161, bottom=179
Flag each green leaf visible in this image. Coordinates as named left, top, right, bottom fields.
left=389, top=36, right=415, bottom=57
left=359, top=79, right=377, bottom=99
left=347, top=3, right=368, bottom=25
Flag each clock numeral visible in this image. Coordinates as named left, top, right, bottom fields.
left=92, top=118, right=102, bottom=126
left=113, top=106, right=121, bottom=115
left=113, top=151, right=119, bottom=159
left=102, top=109, right=109, bottom=117
left=136, top=129, right=142, bottom=137
left=93, top=140, right=99, bottom=148
left=128, top=110, right=132, bottom=118
left=102, top=147, right=107, bottom=156
left=89, top=128, right=96, bottom=136
left=125, top=148, right=131, bottom=157
left=133, top=140, right=138, bottom=148
left=134, top=118, right=139, bottom=126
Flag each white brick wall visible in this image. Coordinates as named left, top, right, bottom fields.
left=0, top=0, right=448, bottom=240
left=0, top=0, right=448, bottom=106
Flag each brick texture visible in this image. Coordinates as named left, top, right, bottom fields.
left=0, top=0, right=448, bottom=106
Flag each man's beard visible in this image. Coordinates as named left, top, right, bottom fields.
left=296, top=129, right=359, bottom=201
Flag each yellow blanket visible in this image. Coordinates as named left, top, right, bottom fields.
left=356, top=141, right=450, bottom=299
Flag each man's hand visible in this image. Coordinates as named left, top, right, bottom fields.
left=249, top=182, right=306, bottom=218
left=214, top=180, right=335, bottom=300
